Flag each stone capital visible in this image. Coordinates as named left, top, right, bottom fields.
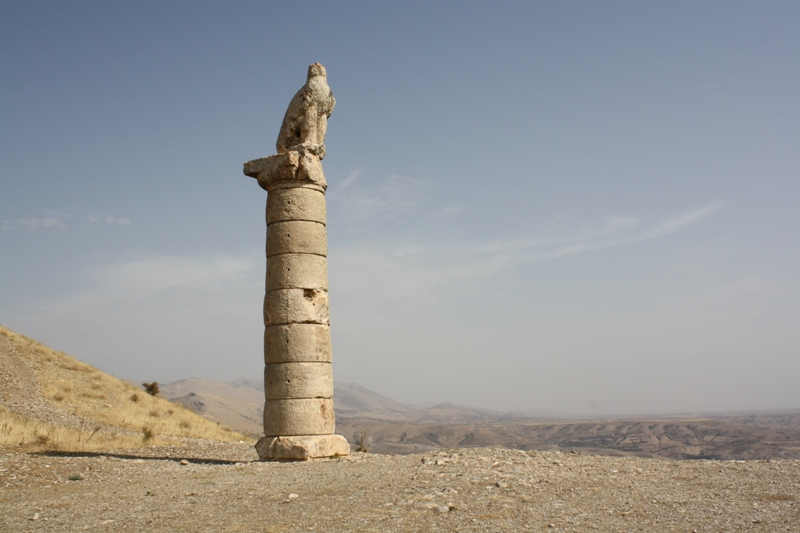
left=244, top=150, right=327, bottom=192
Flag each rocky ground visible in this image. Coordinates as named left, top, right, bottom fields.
left=2, top=441, right=798, bottom=532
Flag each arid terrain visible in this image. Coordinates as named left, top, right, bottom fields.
left=162, top=377, right=800, bottom=461
left=3, top=441, right=799, bottom=532
left=2, top=326, right=799, bottom=531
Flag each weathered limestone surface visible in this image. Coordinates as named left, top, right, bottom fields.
left=266, top=221, right=327, bottom=257
left=263, top=362, right=334, bottom=400
left=266, top=188, right=326, bottom=224
left=262, top=398, right=336, bottom=436
left=243, top=63, right=349, bottom=460
left=263, top=324, right=332, bottom=364
left=275, top=62, right=335, bottom=160
left=254, top=434, right=350, bottom=460
left=266, top=254, right=328, bottom=291
left=244, top=152, right=326, bottom=191
left=263, top=288, right=329, bottom=326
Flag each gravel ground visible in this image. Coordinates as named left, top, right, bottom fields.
left=1, top=441, right=798, bottom=532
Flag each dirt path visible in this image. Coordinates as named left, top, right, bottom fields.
left=2, top=442, right=798, bottom=532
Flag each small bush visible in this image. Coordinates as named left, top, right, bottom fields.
left=142, top=426, right=155, bottom=443
left=354, top=430, right=369, bottom=453
left=142, top=382, right=160, bottom=396
left=148, top=409, right=159, bottom=418
left=130, top=393, right=140, bottom=403
left=52, top=393, right=65, bottom=402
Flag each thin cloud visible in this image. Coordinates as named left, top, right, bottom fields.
left=333, top=170, right=361, bottom=194
left=329, top=172, right=432, bottom=221
left=104, top=216, right=130, bottom=226
left=531, top=202, right=722, bottom=262
left=80, top=254, right=261, bottom=299
left=642, top=202, right=722, bottom=239
left=4, top=217, right=69, bottom=231
left=1, top=209, right=132, bottom=231
left=333, top=202, right=725, bottom=304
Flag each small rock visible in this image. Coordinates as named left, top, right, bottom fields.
left=288, top=493, right=299, bottom=499
left=31, top=513, right=39, bottom=521
left=496, top=481, right=509, bottom=489
left=436, top=505, right=450, bottom=513
left=180, top=460, right=189, bottom=465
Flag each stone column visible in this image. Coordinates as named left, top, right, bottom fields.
left=243, top=64, right=350, bottom=460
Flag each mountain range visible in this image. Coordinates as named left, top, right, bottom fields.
left=162, top=377, right=800, bottom=460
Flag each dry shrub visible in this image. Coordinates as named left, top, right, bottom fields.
left=355, top=430, right=370, bottom=453
left=142, top=382, right=160, bottom=396
left=35, top=430, right=51, bottom=445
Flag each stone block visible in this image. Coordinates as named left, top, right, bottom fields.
left=267, top=187, right=326, bottom=225
left=263, top=288, right=329, bottom=326
left=267, top=221, right=327, bottom=257
left=255, top=434, right=350, bottom=461
left=244, top=150, right=327, bottom=191
left=244, top=152, right=298, bottom=180
left=262, top=398, right=336, bottom=436
left=264, top=362, right=333, bottom=400
left=266, top=254, right=328, bottom=291
left=264, top=324, right=332, bottom=364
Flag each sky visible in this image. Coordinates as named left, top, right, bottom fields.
left=1, top=1, right=798, bottom=416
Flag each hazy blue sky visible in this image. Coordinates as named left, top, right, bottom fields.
left=2, top=1, right=798, bottom=415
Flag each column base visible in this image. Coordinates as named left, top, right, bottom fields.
left=255, top=434, right=351, bottom=461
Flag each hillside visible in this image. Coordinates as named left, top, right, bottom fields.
left=0, top=326, right=251, bottom=452
left=160, top=378, right=264, bottom=437
left=337, top=415, right=800, bottom=459
left=161, top=378, right=431, bottom=436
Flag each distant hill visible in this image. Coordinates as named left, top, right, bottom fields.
left=162, top=375, right=800, bottom=460
left=161, top=378, right=264, bottom=437
left=0, top=326, right=251, bottom=451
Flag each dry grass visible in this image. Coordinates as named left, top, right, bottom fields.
left=0, top=405, right=150, bottom=451
left=0, top=325, right=253, bottom=452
